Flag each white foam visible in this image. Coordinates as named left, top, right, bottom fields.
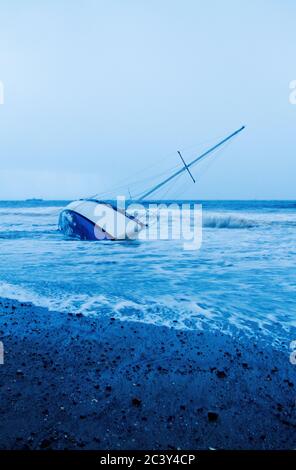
left=203, top=213, right=257, bottom=229
left=0, top=280, right=210, bottom=330
left=0, top=281, right=50, bottom=307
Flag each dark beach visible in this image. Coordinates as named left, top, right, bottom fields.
left=0, top=297, right=295, bottom=450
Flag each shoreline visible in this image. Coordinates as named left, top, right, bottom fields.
left=0, top=297, right=295, bottom=450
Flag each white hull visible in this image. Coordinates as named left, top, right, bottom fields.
left=59, top=199, right=146, bottom=241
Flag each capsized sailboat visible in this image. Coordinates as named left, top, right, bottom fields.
left=59, top=126, right=245, bottom=240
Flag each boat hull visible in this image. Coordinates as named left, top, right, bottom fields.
left=59, top=199, right=145, bottom=241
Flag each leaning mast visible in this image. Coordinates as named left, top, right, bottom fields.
left=139, top=126, right=245, bottom=201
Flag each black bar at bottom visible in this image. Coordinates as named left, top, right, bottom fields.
left=0, top=450, right=295, bottom=466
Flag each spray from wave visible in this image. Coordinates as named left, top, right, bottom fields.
left=203, top=214, right=257, bottom=229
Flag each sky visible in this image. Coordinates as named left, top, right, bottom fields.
left=0, top=0, right=295, bottom=200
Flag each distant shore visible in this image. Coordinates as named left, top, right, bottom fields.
left=0, top=297, right=295, bottom=450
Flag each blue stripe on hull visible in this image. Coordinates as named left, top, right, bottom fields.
left=59, top=210, right=112, bottom=241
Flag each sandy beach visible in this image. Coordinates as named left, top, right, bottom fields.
left=0, top=297, right=295, bottom=450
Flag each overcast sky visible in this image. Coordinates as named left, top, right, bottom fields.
left=0, top=0, right=295, bottom=200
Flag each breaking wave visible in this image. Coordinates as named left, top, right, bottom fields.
left=203, top=214, right=257, bottom=229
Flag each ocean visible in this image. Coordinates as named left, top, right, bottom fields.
left=0, top=200, right=295, bottom=348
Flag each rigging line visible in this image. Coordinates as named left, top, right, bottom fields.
left=143, top=172, right=187, bottom=230
left=84, top=159, right=184, bottom=202
left=166, top=173, right=194, bottom=200
left=133, top=162, right=186, bottom=200
left=50, top=139, right=227, bottom=217
left=94, top=161, right=184, bottom=202
left=139, top=126, right=245, bottom=201
left=86, top=145, right=190, bottom=201
left=122, top=163, right=182, bottom=192
left=83, top=133, right=227, bottom=202
left=137, top=173, right=184, bottom=228
left=173, top=140, right=232, bottom=199
left=151, top=170, right=185, bottom=201
left=174, top=139, right=235, bottom=200
left=198, top=139, right=232, bottom=173
left=176, top=130, right=234, bottom=155
left=82, top=132, right=229, bottom=202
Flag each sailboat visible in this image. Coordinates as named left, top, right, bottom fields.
left=59, top=126, right=245, bottom=240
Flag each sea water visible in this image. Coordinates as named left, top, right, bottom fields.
left=0, top=200, right=295, bottom=347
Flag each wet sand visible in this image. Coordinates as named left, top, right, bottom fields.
left=0, top=297, right=295, bottom=450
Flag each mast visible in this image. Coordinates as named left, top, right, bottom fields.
left=139, top=125, right=245, bottom=201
